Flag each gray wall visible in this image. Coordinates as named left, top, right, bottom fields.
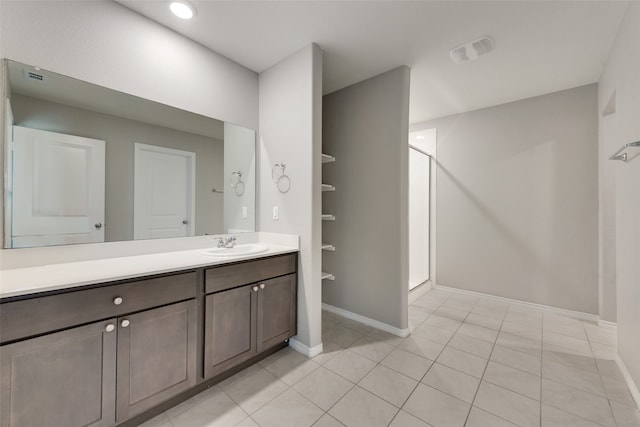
left=322, top=66, right=410, bottom=330
left=12, top=94, right=224, bottom=242
left=599, top=1, right=640, bottom=401
left=415, top=84, right=599, bottom=314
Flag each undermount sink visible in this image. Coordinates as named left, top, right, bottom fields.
left=203, top=243, right=269, bottom=257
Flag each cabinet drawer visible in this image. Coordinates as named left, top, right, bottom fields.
left=0, top=271, right=197, bottom=344
left=205, top=254, right=296, bottom=294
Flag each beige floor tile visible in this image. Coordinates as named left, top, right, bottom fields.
left=496, top=332, right=542, bottom=355
left=313, top=414, right=345, bottom=427
left=322, top=323, right=365, bottom=348
left=506, top=305, right=543, bottom=321
left=251, top=389, right=323, bottom=427
left=403, top=384, right=470, bottom=427
left=596, top=358, right=626, bottom=382
left=474, top=381, right=540, bottom=426
left=217, top=364, right=263, bottom=389
left=261, top=347, right=320, bottom=386
left=236, top=416, right=260, bottom=427
left=464, top=313, right=503, bottom=330
left=456, top=323, right=498, bottom=343
left=437, top=346, right=487, bottom=378
left=368, top=328, right=404, bottom=347
left=421, top=362, right=480, bottom=403
left=222, top=368, right=288, bottom=414
left=465, top=407, right=517, bottom=427
left=293, top=366, right=353, bottom=411
left=165, top=391, right=206, bottom=419
left=542, top=347, right=598, bottom=374
left=541, top=379, right=616, bottom=427
left=602, top=376, right=637, bottom=407
left=584, top=323, right=617, bottom=347
left=358, top=365, right=417, bottom=407
left=388, top=410, right=431, bottom=427
left=543, top=331, right=592, bottom=354
left=610, top=400, right=640, bottom=427
left=490, top=344, right=541, bottom=376
left=500, top=320, right=542, bottom=341
left=381, top=347, right=433, bottom=380
left=349, top=336, right=395, bottom=362
left=312, top=340, right=344, bottom=365
left=591, top=342, right=618, bottom=360
left=543, top=321, right=588, bottom=341
left=541, top=403, right=604, bottom=427
left=170, top=387, right=248, bottom=427
left=423, top=314, right=462, bottom=332
left=399, top=334, right=446, bottom=360
left=434, top=306, right=470, bottom=321
left=447, top=333, right=494, bottom=358
left=410, top=305, right=435, bottom=322
left=138, top=413, right=172, bottom=427
left=329, top=386, right=398, bottom=427
left=483, top=361, right=540, bottom=400
left=542, top=358, right=605, bottom=396
left=412, top=323, right=456, bottom=344
left=336, top=317, right=374, bottom=335
left=441, top=299, right=475, bottom=311
left=324, top=349, right=377, bottom=383
left=470, top=307, right=508, bottom=322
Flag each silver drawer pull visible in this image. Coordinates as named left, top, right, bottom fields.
left=121, top=319, right=130, bottom=328
left=252, top=286, right=259, bottom=292
left=95, top=222, right=103, bottom=229
left=113, top=297, right=123, bottom=305
left=105, top=324, right=115, bottom=333
left=259, top=283, right=265, bottom=290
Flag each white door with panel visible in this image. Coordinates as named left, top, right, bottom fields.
left=409, top=147, right=430, bottom=290
left=134, top=143, right=195, bottom=240
left=11, top=126, right=105, bottom=248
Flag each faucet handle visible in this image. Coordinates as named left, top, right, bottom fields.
left=216, top=237, right=225, bottom=248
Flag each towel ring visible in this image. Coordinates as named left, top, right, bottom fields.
left=230, top=170, right=243, bottom=188
left=272, top=162, right=291, bottom=193
left=272, top=163, right=286, bottom=181
left=277, top=174, right=291, bottom=193
left=234, top=181, right=245, bottom=196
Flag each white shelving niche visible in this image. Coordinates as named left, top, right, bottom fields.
left=322, top=152, right=335, bottom=282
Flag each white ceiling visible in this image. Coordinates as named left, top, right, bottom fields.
left=118, top=0, right=628, bottom=124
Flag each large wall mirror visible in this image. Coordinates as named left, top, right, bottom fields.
left=2, top=59, right=256, bottom=249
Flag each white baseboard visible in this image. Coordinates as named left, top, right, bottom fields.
left=434, top=285, right=600, bottom=323
left=322, top=303, right=410, bottom=338
left=288, top=338, right=323, bottom=358
left=597, top=319, right=617, bottom=329
left=616, top=354, right=640, bottom=410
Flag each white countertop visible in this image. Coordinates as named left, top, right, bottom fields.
left=0, top=234, right=298, bottom=299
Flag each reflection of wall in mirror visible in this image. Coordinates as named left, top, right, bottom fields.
left=11, top=94, right=224, bottom=242
left=224, top=123, right=256, bottom=233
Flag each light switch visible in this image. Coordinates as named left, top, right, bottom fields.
left=242, top=206, right=248, bottom=218
left=273, top=206, right=279, bottom=220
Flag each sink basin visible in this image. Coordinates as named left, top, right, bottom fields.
left=203, top=243, right=269, bottom=257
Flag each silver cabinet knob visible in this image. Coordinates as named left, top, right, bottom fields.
left=113, top=297, right=123, bottom=305
left=105, top=324, right=115, bottom=332
left=95, top=222, right=103, bottom=229
left=121, top=319, right=130, bottom=328
left=259, top=283, right=266, bottom=290
left=252, top=286, right=259, bottom=292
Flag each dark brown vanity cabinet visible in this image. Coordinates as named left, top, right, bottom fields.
left=0, top=271, right=197, bottom=427
left=204, top=254, right=297, bottom=378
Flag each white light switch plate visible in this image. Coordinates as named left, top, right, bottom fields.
left=242, top=206, right=248, bottom=218
left=272, top=206, right=279, bottom=220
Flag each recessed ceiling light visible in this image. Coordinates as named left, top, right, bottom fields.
left=170, top=1, right=195, bottom=19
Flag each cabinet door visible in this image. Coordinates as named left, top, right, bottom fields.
left=204, top=284, right=257, bottom=379
left=257, top=274, right=297, bottom=352
left=116, top=300, right=197, bottom=422
left=0, top=320, right=117, bottom=427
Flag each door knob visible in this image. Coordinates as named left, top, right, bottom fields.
left=95, top=222, right=103, bottom=229
left=121, top=319, right=130, bottom=328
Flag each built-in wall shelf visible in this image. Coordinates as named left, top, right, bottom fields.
left=321, top=153, right=336, bottom=164
left=321, top=272, right=335, bottom=281
left=322, top=184, right=335, bottom=192
left=321, top=214, right=335, bottom=221
left=322, top=243, right=336, bottom=251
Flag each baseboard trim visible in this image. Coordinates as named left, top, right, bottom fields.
left=288, top=338, right=323, bottom=358
left=616, top=354, right=640, bottom=410
left=597, top=319, right=617, bottom=329
left=434, top=285, right=600, bottom=323
left=322, top=303, right=410, bottom=338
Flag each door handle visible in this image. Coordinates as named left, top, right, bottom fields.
left=95, top=222, right=103, bottom=229
left=182, top=220, right=189, bottom=225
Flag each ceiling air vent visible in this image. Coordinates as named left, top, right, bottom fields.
left=450, top=36, right=494, bottom=64
left=23, top=69, right=45, bottom=82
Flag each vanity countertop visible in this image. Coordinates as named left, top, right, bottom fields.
left=0, top=234, right=298, bottom=299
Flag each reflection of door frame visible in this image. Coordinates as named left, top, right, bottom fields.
left=409, top=146, right=431, bottom=290
left=133, top=143, right=196, bottom=239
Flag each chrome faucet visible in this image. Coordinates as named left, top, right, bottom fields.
left=216, top=236, right=236, bottom=248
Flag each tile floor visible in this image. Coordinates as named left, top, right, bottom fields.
left=141, top=288, right=640, bottom=427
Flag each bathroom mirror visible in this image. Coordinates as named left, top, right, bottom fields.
left=2, top=59, right=255, bottom=248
